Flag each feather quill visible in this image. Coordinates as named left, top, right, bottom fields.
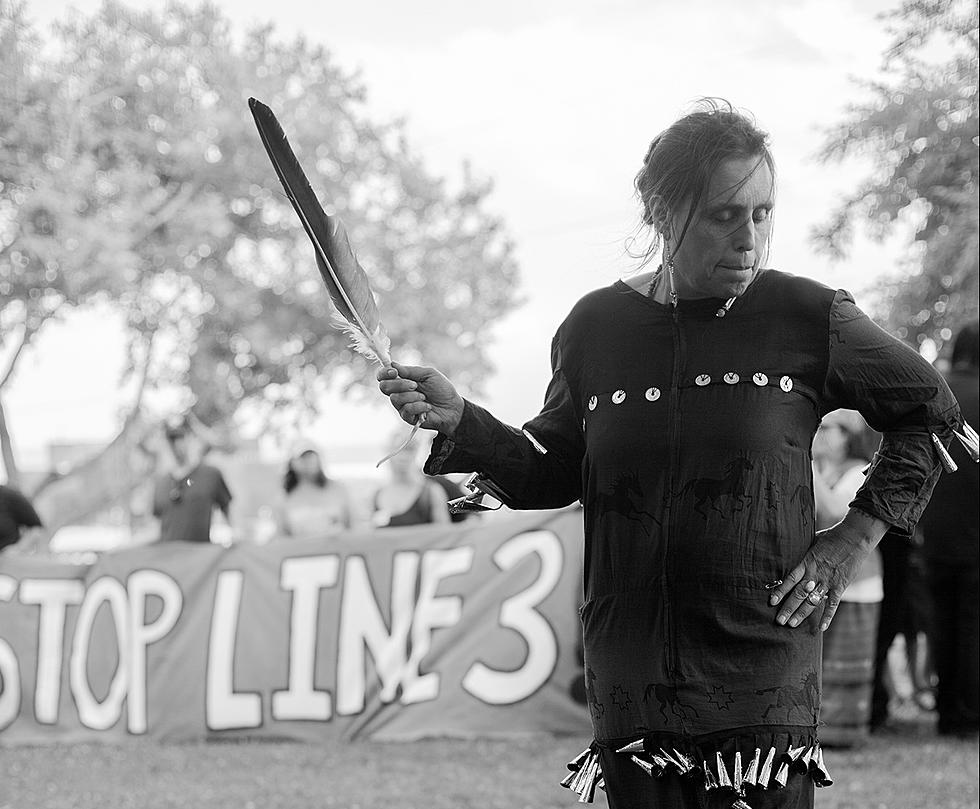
left=249, top=97, right=421, bottom=463
left=249, top=97, right=391, bottom=366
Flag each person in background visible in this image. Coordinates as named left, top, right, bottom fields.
left=372, top=432, right=451, bottom=527
left=152, top=414, right=232, bottom=543
left=811, top=409, right=883, bottom=746
left=869, top=527, right=936, bottom=729
left=920, top=320, right=980, bottom=738
left=277, top=444, right=352, bottom=539
left=0, top=483, right=44, bottom=553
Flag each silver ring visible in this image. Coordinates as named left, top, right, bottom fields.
left=807, top=589, right=828, bottom=605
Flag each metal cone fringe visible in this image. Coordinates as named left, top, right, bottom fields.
left=716, top=751, right=733, bottom=789
left=758, top=747, right=777, bottom=789
left=703, top=759, right=720, bottom=790
left=932, top=432, right=958, bottom=472
left=742, top=747, right=761, bottom=789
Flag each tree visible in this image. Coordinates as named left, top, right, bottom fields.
left=813, top=0, right=978, bottom=356
left=0, top=0, right=519, bottom=492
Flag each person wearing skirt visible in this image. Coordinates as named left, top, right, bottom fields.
left=812, top=410, right=883, bottom=746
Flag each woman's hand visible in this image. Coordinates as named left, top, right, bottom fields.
left=377, top=362, right=465, bottom=437
left=769, top=509, right=889, bottom=631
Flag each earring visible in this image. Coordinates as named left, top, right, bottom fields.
left=663, top=244, right=678, bottom=308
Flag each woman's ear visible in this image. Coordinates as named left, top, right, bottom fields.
left=649, top=198, right=672, bottom=240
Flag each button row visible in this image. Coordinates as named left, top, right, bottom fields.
left=586, top=375, right=794, bottom=409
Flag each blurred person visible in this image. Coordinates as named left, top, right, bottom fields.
left=920, top=320, right=980, bottom=738
left=276, top=444, right=352, bottom=539
left=376, top=100, right=963, bottom=808
left=811, top=410, right=883, bottom=746
left=372, top=432, right=450, bottom=527
left=152, top=415, right=232, bottom=544
left=0, top=483, right=44, bottom=553
left=869, top=528, right=936, bottom=730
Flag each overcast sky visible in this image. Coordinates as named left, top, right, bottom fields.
left=8, top=0, right=910, bottom=469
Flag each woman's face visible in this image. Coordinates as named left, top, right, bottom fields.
left=293, top=451, right=322, bottom=479
left=666, top=155, right=775, bottom=300
left=388, top=444, right=419, bottom=478
left=169, top=431, right=202, bottom=465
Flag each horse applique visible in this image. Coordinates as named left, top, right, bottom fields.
left=676, top=456, right=756, bottom=518
left=594, top=471, right=659, bottom=532
left=643, top=682, right=700, bottom=723
left=756, top=670, right=820, bottom=723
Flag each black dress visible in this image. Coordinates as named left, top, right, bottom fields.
left=426, top=270, right=960, bottom=808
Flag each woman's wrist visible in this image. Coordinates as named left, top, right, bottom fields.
left=839, top=507, right=890, bottom=548
left=440, top=395, right=466, bottom=439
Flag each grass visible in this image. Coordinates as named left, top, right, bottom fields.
left=1, top=715, right=976, bottom=809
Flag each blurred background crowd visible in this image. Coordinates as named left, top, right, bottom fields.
left=0, top=0, right=977, bottom=751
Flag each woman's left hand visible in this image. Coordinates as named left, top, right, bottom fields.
left=770, top=509, right=889, bottom=631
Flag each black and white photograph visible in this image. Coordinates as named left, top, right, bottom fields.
left=1, top=1, right=977, bottom=807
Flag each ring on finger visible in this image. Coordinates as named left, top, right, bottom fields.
left=807, top=588, right=828, bottom=605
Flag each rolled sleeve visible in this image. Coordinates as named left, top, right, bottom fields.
left=822, top=291, right=960, bottom=533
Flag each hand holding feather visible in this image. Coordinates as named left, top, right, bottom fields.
left=378, top=362, right=464, bottom=438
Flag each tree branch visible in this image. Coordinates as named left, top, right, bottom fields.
left=0, top=393, right=19, bottom=487
left=123, top=329, right=156, bottom=423
left=28, top=330, right=158, bottom=505
left=0, top=320, right=35, bottom=390
left=131, top=182, right=201, bottom=245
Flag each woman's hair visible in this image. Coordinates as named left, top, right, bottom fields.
left=283, top=450, right=329, bottom=493
left=951, top=319, right=980, bottom=370
left=631, top=98, right=775, bottom=266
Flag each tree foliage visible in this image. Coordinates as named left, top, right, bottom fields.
left=0, top=0, right=519, bottom=482
left=813, top=0, right=978, bottom=355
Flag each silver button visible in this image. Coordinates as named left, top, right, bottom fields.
left=588, top=395, right=598, bottom=411
left=645, top=387, right=661, bottom=401
left=723, top=372, right=739, bottom=385
left=695, top=374, right=711, bottom=386
left=612, top=390, right=626, bottom=404
left=753, top=372, right=769, bottom=386
left=780, top=376, right=793, bottom=392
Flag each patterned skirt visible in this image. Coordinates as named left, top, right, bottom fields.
left=820, top=600, right=880, bottom=747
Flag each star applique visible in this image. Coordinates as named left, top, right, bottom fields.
left=707, top=685, right=734, bottom=711
left=610, top=685, right=632, bottom=711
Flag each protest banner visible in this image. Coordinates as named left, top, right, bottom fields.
left=0, top=508, right=589, bottom=744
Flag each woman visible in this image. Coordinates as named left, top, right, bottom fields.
left=277, top=445, right=352, bottom=539
left=372, top=433, right=451, bottom=527
left=811, top=410, right=883, bottom=747
left=377, top=100, right=962, bottom=809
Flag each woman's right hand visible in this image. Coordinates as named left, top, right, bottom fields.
left=377, top=362, right=465, bottom=437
